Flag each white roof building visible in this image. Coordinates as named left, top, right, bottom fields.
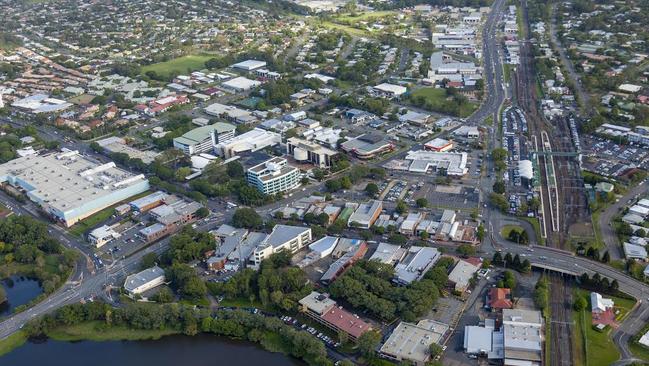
left=215, top=128, right=281, bottom=158
left=405, top=150, right=468, bottom=176
left=88, top=225, right=121, bottom=248
left=448, top=259, right=480, bottom=292
left=231, top=60, right=267, bottom=71
left=623, top=242, right=648, bottom=260
left=380, top=320, right=450, bottom=365
left=124, top=266, right=165, bottom=295
left=0, top=150, right=149, bottom=227
left=394, top=246, right=441, bottom=284
left=369, top=243, right=404, bottom=265
left=221, top=76, right=261, bottom=92
left=590, top=292, right=614, bottom=313
left=373, top=83, right=407, bottom=98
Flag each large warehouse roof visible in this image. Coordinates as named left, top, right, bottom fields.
left=518, top=160, right=533, bottom=179
left=0, top=150, right=148, bottom=225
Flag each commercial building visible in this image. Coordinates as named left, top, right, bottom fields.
left=464, top=320, right=504, bottom=359
left=286, top=137, right=338, bottom=168
left=341, top=134, right=395, bottom=159
left=380, top=320, right=450, bottom=365
left=96, top=137, right=160, bottom=164
left=399, top=212, right=423, bottom=235
left=369, top=243, right=405, bottom=265
left=424, top=138, right=454, bottom=152
left=251, top=225, right=312, bottom=267
left=404, top=150, right=468, bottom=176
left=204, top=103, right=254, bottom=123
left=173, top=122, right=236, bottom=155
left=88, top=224, right=121, bottom=248
left=298, top=291, right=372, bottom=340
left=0, top=150, right=149, bottom=227
left=373, top=83, right=407, bottom=98
left=394, top=246, right=441, bottom=285
left=246, top=157, right=300, bottom=195
left=448, top=259, right=480, bottom=292
left=221, top=76, right=261, bottom=92
left=11, top=94, right=73, bottom=114
left=129, top=191, right=168, bottom=212
left=427, top=51, right=479, bottom=82
left=347, top=200, right=383, bottom=229
left=124, top=266, right=165, bottom=296
left=501, top=309, right=543, bottom=365
left=231, top=60, right=267, bottom=71
left=215, top=128, right=281, bottom=158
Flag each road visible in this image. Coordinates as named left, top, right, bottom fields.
left=598, top=182, right=649, bottom=260
left=465, top=0, right=507, bottom=126
left=549, top=3, right=591, bottom=112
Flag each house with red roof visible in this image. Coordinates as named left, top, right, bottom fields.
left=487, top=288, right=513, bottom=311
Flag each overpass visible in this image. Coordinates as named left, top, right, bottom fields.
left=531, top=262, right=580, bottom=276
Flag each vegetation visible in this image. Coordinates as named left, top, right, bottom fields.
left=0, top=330, right=27, bottom=356
left=533, top=276, right=549, bottom=313
left=492, top=252, right=531, bottom=274
left=572, top=288, right=637, bottom=366
left=328, top=260, right=441, bottom=321
left=409, top=87, right=477, bottom=118
left=0, top=216, right=76, bottom=300
left=141, top=55, right=213, bottom=80
left=232, top=208, right=264, bottom=230
left=209, top=252, right=313, bottom=313
left=24, top=301, right=330, bottom=366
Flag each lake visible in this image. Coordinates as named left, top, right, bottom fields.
left=2, top=334, right=304, bottom=366
left=0, top=275, right=42, bottom=317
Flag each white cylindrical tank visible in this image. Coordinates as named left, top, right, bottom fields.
left=293, top=147, right=308, bottom=161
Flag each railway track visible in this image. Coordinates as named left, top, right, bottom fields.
left=514, top=1, right=577, bottom=365
left=549, top=274, right=574, bottom=366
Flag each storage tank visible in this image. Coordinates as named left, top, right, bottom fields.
left=293, top=147, right=308, bottom=161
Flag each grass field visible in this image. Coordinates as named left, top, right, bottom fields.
left=500, top=225, right=524, bottom=240
left=141, top=55, right=213, bottom=79
left=629, top=324, right=649, bottom=362
left=410, top=87, right=478, bottom=118
left=318, top=21, right=371, bottom=37
left=0, top=331, right=27, bottom=357
left=334, top=10, right=396, bottom=22
left=47, top=321, right=179, bottom=342
left=572, top=288, right=637, bottom=366
left=67, top=190, right=151, bottom=237
left=522, top=217, right=544, bottom=246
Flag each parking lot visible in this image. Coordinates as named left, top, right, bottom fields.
left=413, top=184, right=480, bottom=210
left=581, top=135, right=649, bottom=176
left=502, top=107, right=530, bottom=188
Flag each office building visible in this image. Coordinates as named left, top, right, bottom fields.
left=251, top=225, right=312, bottom=267
left=173, top=122, right=236, bottom=155
left=448, top=259, right=481, bottom=292
left=347, top=200, right=383, bottom=229
left=231, top=60, right=267, bottom=71
left=246, top=157, right=300, bottom=195
left=0, top=150, right=149, bottom=227
left=404, top=150, right=468, bottom=176
left=286, top=137, right=339, bottom=168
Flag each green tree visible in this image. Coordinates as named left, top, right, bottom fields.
left=232, top=208, right=263, bottom=229
left=493, top=180, right=506, bottom=194
left=139, top=252, right=159, bottom=270
left=357, top=330, right=382, bottom=357
left=573, top=296, right=587, bottom=311
left=456, top=244, right=476, bottom=257
left=429, top=343, right=443, bottom=358
left=395, top=200, right=408, bottom=214
left=416, top=198, right=428, bottom=208
left=365, top=183, right=379, bottom=197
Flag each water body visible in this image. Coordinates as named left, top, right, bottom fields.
left=0, top=275, right=42, bottom=316
left=2, top=334, right=303, bottom=366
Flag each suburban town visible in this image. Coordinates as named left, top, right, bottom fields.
left=0, top=0, right=648, bottom=365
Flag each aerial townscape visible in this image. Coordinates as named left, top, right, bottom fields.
left=0, top=0, right=649, bottom=365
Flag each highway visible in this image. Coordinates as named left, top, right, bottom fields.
left=465, top=0, right=507, bottom=126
